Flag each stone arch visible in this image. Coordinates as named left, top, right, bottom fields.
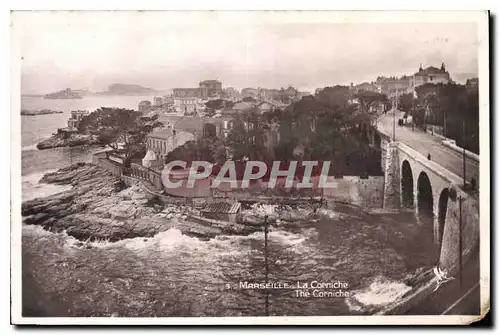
left=417, top=171, right=434, bottom=225
left=438, top=188, right=449, bottom=248
left=401, top=160, right=414, bottom=209
left=417, top=171, right=438, bottom=262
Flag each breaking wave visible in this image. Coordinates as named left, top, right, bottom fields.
left=345, top=276, right=412, bottom=313
left=22, top=170, right=72, bottom=202
left=22, top=143, right=39, bottom=152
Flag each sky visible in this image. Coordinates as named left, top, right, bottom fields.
left=13, top=11, right=481, bottom=94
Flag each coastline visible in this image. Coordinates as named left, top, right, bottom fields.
left=37, top=133, right=103, bottom=150
left=21, top=162, right=440, bottom=317
left=21, top=163, right=261, bottom=242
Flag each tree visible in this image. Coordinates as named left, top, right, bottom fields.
left=415, top=82, right=479, bottom=153
left=78, top=107, right=163, bottom=158
left=242, top=96, right=257, bottom=103
left=398, top=93, right=416, bottom=112
left=165, top=136, right=227, bottom=165
left=315, top=85, right=352, bottom=110
left=354, top=90, right=388, bottom=115
left=205, top=99, right=234, bottom=111
left=226, top=107, right=269, bottom=161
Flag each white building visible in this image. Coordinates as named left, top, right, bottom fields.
left=142, top=128, right=195, bottom=168
left=174, top=97, right=200, bottom=115
left=154, top=96, right=164, bottom=106
left=67, top=110, right=91, bottom=129
left=411, top=63, right=451, bottom=88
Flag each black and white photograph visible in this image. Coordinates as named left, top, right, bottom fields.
left=10, top=10, right=489, bottom=325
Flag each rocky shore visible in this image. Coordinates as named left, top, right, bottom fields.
left=21, top=163, right=260, bottom=242
left=37, top=133, right=103, bottom=150
left=21, top=109, right=64, bottom=116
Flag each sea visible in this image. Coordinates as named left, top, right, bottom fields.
left=20, top=95, right=436, bottom=317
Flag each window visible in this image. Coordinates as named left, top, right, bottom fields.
left=429, top=76, right=434, bottom=81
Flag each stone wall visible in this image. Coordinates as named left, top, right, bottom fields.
left=121, top=174, right=142, bottom=187
left=129, top=163, right=163, bottom=190
left=322, top=176, right=385, bottom=209
left=382, top=141, right=401, bottom=210
left=92, top=155, right=123, bottom=177
left=439, top=190, right=480, bottom=273
left=380, top=136, right=390, bottom=173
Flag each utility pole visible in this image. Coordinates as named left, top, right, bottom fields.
left=458, top=196, right=463, bottom=289
left=412, top=90, right=416, bottom=131
left=392, top=91, right=397, bottom=141
left=264, top=215, right=269, bottom=316
left=462, top=120, right=467, bottom=188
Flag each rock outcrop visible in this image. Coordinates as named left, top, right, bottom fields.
left=22, top=163, right=261, bottom=242
left=37, top=133, right=102, bottom=150
left=21, top=109, right=64, bottom=116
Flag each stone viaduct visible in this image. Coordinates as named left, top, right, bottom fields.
left=378, top=132, right=480, bottom=274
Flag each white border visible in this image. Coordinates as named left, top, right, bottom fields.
left=9, top=9, right=490, bottom=326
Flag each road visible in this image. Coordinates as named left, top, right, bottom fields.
left=377, top=110, right=479, bottom=187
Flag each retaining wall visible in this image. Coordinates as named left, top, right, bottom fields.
left=322, top=176, right=385, bottom=209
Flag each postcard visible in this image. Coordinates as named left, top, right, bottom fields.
left=10, top=10, right=490, bottom=325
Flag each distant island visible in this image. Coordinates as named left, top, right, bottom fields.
left=96, top=83, right=161, bottom=96
left=21, top=109, right=64, bottom=116
left=27, top=83, right=165, bottom=99
left=44, top=88, right=83, bottom=100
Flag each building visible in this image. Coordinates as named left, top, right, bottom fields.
left=159, top=116, right=232, bottom=140
left=223, top=87, right=241, bottom=101
left=200, top=202, right=241, bottom=223
left=163, top=95, right=174, bottom=105
left=241, top=88, right=259, bottom=99
left=375, top=76, right=412, bottom=99
left=353, top=82, right=380, bottom=93
left=67, top=110, right=91, bottom=129
left=256, top=88, right=281, bottom=102
left=142, top=128, right=195, bottom=168
left=256, top=101, right=277, bottom=114
left=297, top=91, right=311, bottom=99
left=411, top=63, right=451, bottom=87
left=173, top=88, right=201, bottom=98
left=199, top=80, right=223, bottom=99
left=154, top=96, right=164, bottom=106
left=231, top=100, right=256, bottom=113
left=466, top=78, right=479, bottom=92
left=138, top=100, right=152, bottom=113
left=174, top=97, right=199, bottom=115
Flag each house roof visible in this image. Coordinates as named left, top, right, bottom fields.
left=232, top=101, right=256, bottom=110
left=201, top=202, right=241, bottom=214
left=257, top=101, right=277, bottom=108
left=148, top=128, right=173, bottom=139
left=414, top=66, right=447, bottom=76
left=147, top=128, right=194, bottom=141
left=200, top=80, right=222, bottom=84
